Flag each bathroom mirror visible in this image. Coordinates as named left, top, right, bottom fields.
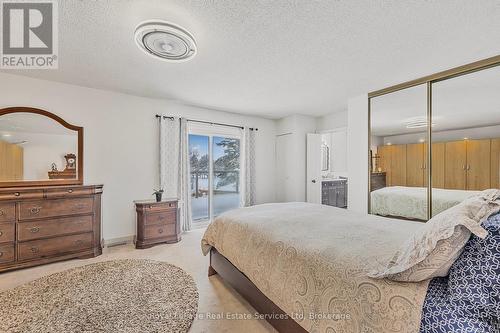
left=0, top=107, right=83, bottom=187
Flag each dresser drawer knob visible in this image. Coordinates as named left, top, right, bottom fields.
left=31, top=247, right=39, bottom=253
left=0, top=252, right=3, bottom=257
left=14, top=192, right=20, bottom=197
left=30, top=227, right=40, bottom=233
left=0, top=231, right=3, bottom=237
left=68, top=189, right=73, bottom=193
left=0, top=209, right=4, bottom=216
left=30, top=207, right=42, bottom=215
left=169, top=203, right=173, bottom=207
left=158, top=228, right=164, bottom=234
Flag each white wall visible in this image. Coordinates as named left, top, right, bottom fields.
left=316, top=110, right=348, bottom=131
left=347, top=94, right=369, bottom=214
left=275, top=114, right=316, bottom=202
left=0, top=73, right=277, bottom=242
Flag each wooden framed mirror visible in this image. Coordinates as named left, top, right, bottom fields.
left=0, top=107, right=83, bottom=187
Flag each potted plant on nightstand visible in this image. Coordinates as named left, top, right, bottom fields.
left=153, top=189, right=164, bottom=202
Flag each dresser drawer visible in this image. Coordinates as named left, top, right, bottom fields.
left=44, top=187, right=95, bottom=199
left=19, top=197, right=94, bottom=221
left=0, top=190, right=44, bottom=201
left=144, top=210, right=176, bottom=226
left=18, top=233, right=93, bottom=261
left=144, top=224, right=176, bottom=240
left=0, top=223, right=15, bottom=243
left=0, top=243, right=15, bottom=264
left=0, top=203, right=15, bottom=223
left=18, top=215, right=93, bottom=242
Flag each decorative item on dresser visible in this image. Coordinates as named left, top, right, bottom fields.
left=0, top=184, right=103, bottom=273
left=134, top=199, right=180, bottom=249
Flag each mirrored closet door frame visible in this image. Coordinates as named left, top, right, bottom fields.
left=368, top=55, right=500, bottom=220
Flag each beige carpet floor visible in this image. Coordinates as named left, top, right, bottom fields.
left=0, top=260, right=199, bottom=333
left=0, top=228, right=276, bottom=333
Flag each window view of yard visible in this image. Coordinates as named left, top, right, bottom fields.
left=189, top=134, right=241, bottom=222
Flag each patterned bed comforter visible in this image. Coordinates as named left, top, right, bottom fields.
left=420, top=212, right=500, bottom=333
left=202, top=203, right=430, bottom=332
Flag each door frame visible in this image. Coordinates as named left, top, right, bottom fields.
left=188, top=123, right=243, bottom=224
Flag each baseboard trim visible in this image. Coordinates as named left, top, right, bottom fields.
left=104, top=235, right=134, bottom=248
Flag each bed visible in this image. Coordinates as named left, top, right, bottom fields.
left=370, top=186, right=480, bottom=220
left=202, top=203, right=430, bottom=332
left=201, top=202, right=500, bottom=333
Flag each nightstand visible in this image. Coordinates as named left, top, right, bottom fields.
left=134, top=199, right=181, bottom=249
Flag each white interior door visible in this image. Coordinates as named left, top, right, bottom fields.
left=307, top=133, right=322, bottom=203
left=276, top=134, right=295, bottom=202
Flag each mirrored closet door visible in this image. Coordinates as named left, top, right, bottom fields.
left=369, top=56, right=500, bottom=223
left=431, top=65, right=500, bottom=216
left=369, top=84, right=429, bottom=221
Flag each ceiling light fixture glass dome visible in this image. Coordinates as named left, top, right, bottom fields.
left=134, top=20, right=197, bottom=62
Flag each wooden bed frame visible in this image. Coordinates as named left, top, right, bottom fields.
left=209, top=248, right=307, bottom=333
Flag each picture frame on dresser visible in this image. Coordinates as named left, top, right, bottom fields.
left=0, top=107, right=103, bottom=273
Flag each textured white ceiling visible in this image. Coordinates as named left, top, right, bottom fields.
left=3, top=0, right=500, bottom=118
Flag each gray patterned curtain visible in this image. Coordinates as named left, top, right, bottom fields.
left=242, top=127, right=256, bottom=206
left=159, top=116, right=192, bottom=231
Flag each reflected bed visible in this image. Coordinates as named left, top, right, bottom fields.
left=370, top=186, right=480, bottom=220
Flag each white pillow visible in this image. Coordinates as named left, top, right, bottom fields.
left=368, top=189, right=500, bottom=282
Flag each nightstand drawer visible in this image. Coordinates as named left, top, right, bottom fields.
left=144, top=210, right=176, bottom=226
left=144, top=224, right=176, bottom=240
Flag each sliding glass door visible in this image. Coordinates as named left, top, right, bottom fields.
left=189, top=129, right=241, bottom=223
left=189, top=135, right=210, bottom=221
left=213, top=136, right=240, bottom=216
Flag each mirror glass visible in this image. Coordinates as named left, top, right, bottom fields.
left=321, top=143, right=329, bottom=171
left=0, top=112, right=78, bottom=182
left=431, top=65, right=500, bottom=216
left=370, top=84, right=429, bottom=221
left=321, top=129, right=347, bottom=179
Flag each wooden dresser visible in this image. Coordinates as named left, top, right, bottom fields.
left=370, top=172, right=387, bottom=191
left=134, top=199, right=180, bottom=249
left=0, top=185, right=103, bottom=273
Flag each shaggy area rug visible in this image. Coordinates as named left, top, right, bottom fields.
left=0, top=259, right=199, bottom=333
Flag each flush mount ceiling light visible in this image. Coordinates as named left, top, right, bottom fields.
left=405, top=117, right=435, bottom=129
left=134, top=20, right=197, bottom=62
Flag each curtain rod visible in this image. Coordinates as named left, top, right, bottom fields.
left=155, top=115, right=258, bottom=131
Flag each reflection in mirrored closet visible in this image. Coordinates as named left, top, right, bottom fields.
left=368, top=56, right=500, bottom=223
left=431, top=65, right=500, bottom=216
left=370, top=84, right=429, bottom=221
